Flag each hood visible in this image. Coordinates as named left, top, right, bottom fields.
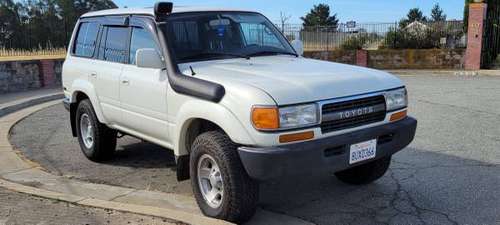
left=179, top=56, right=403, bottom=105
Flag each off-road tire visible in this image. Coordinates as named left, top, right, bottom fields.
left=335, top=156, right=391, bottom=185
left=75, top=99, right=117, bottom=161
left=190, top=131, right=259, bottom=223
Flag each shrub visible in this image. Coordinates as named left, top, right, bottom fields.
left=341, top=33, right=380, bottom=50
left=341, top=35, right=369, bottom=50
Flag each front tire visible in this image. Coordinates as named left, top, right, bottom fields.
left=75, top=99, right=117, bottom=162
left=190, top=131, right=259, bottom=223
left=335, top=156, right=391, bottom=185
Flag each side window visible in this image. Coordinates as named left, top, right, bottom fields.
left=129, top=27, right=159, bottom=65
left=73, top=22, right=99, bottom=57
left=98, top=26, right=129, bottom=63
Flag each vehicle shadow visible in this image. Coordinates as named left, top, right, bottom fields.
left=257, top=147, right=500, bottom=225
left=106, top=137, right=177, bottom=169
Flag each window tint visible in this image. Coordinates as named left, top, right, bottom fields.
left=99, top=26, right=129, bottom=63
left=171, top=21, right=201, bottom=52
left=241, top=23, right=282, bottom=48
left=129, top=27, right=159, bottom=65
left=73, top=22, right=99, bottom=57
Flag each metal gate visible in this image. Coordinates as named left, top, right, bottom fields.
left=482, top=0, right=500, bottom=68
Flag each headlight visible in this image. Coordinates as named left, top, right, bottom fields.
left=252, top=104, right=319, bottom=130
left=385, top=88, right=408, bottom=111
left=279, top=104, right=319, bottom=129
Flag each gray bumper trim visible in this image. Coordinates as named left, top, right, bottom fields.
left=237, top=117, right=417, bottom=181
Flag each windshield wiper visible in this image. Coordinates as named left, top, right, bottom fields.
left=181, top=52, right=250, bottom=61
left=247, top=51, right=298, bottom=58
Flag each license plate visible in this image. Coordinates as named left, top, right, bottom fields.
left=349, top=139, right=377, bottom=164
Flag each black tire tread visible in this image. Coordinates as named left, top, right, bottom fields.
left=76, top=99, right=117, bottom=161
left=190, top=131, right=258, bottom=223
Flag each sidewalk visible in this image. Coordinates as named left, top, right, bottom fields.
left=0, top=88, right=63, bottom=117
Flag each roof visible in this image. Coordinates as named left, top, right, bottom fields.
left=81, top=6, right=256, bottom=18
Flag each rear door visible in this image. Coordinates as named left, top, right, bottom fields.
left=119, top=17, right=170, bottom=142
left=91, top=20, right=130, bottom=124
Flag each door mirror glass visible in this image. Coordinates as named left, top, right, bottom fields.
left=291, top=39, right=304, bottom=56
left=136, top=48, right=164, bottom=69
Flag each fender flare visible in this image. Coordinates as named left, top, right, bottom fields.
left=70, top=79, right=108, bottom=124
left=173, top=100, right=255, bottom=156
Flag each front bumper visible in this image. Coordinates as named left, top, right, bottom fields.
left=237, top=117, right=417, bottom=180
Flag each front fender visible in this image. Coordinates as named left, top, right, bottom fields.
left=173, top=100, right=256, bottom=156
left=70, top=79, right=108, bottom=124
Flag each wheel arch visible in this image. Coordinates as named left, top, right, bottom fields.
left=69, top=82, right=107, bottom=137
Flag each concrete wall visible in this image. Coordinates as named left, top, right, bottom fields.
left=0, top=59, right=64, bottom=94
left=305, top=49, right=466, bottom=70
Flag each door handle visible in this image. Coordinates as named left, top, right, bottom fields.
left=90, top=72, right=97, bottom=78
left=121, top=79, right=130, bottom=85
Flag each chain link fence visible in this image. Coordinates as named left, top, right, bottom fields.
left=277, top=21, right=466, bottom=51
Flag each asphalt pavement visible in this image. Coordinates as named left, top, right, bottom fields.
left=0, top=187, right=182, bottom=225
left=9, top=74, right=500, bottom=225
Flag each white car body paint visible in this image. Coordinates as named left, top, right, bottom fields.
left=63, top=7, right=406, bottom=157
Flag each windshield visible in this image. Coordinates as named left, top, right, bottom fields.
left=162, top=12, right=296, bottom=63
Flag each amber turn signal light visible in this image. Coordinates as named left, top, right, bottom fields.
left=279, top=131, right=314, bottom=143
left=252, top=107, right=279, bottom=130
left=390, top=110, right=407, bottom=122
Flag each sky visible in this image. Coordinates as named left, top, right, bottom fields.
left=112, top=0, right=465, bottom=24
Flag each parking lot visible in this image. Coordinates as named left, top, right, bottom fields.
left=8, top=74, right=500, bottom=225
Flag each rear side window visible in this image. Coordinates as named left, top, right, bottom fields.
left=129, top=27, right=159, bottom=65
left=73, top=22, right=99, bottom=57
left=98, top=26, right=130, bottom=63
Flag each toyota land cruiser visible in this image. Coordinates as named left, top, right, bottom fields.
left=62, top=2, right=417, bottom=223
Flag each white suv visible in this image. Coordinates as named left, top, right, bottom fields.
left=62, top=2, right=417, bottom=223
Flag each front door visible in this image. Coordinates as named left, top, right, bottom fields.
left=119, top=24, right=169, bottom=142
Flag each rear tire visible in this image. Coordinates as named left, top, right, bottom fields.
left=335, top=156, right=391, bottom=185
left=190, top=131, right=259, bottom=223
left=75, top=99, right=117, bottom=162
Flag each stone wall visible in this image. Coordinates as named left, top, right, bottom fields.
left=304, top=50, right=357, bottom=65
left=0, top=59, right=64, bottom=94
left=368, top=49, right=465, bottom=70
left=305, top=49, right=465, bottom=70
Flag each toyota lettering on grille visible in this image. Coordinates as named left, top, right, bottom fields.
left=321, top=103, right=386, bottom=122
left=339, top=107, right=374, bottom=119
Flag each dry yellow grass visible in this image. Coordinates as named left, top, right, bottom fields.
left=0, top=48, right=66, bottom=62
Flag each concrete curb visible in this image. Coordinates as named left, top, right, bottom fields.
left=0, top=93, right=64, bottom=118
left=0, top=101, right=314, bottom=225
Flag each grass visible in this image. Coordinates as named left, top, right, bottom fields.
left=0, top=48, right=66, bottom=62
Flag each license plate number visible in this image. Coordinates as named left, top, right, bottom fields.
left=349, top=139, right=377, bottom=164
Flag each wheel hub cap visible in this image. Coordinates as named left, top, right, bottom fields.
left=197, top=154, right=224, bottom=208
left=80, top=114, right=94, bottom=149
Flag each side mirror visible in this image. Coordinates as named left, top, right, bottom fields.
left=136, top=48, right=164, bottom=69
left=291, top=39, right=304, bottom=56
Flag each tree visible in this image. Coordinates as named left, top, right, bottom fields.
left=399, top=8, right=427, bottom=28
left=301, top=4, right=339, bottom=30
left=430, top=3, right=447, bottom=22
left=0, top=0, right=117, bottom=50
left=279, top=11, right=291, bottom=33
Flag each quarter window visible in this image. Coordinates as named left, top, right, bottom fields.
left=129, top=27, right=159, bottom=65
left=73, top=22, right=99, bottom=57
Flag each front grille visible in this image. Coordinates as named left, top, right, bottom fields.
left=321, top=95, right=386, bottom=133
